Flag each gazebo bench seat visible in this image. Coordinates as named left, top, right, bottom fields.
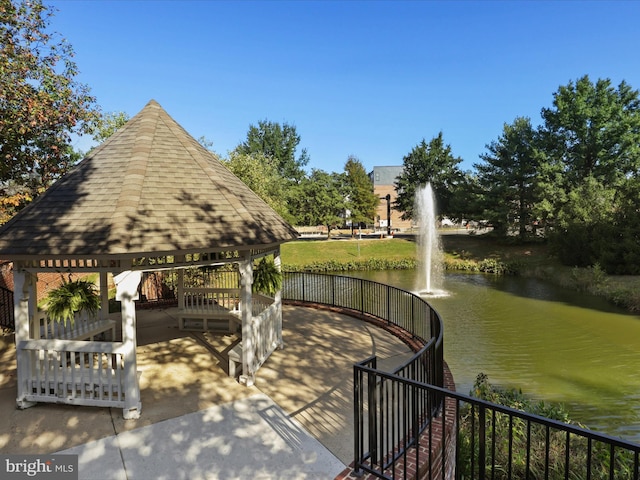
left=178, top=309, right=241, bottom=334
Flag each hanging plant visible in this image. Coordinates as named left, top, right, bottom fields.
left=46, top=278, right=101, bottom=325
left=252, top=257, right=282, bottom=296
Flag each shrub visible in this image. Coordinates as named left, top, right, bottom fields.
left=458, top=374, right=637, bottom=479
left=283, top=257, right=417, bottom=273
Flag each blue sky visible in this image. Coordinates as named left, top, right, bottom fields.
left=49, top=0, right=640, bottom=174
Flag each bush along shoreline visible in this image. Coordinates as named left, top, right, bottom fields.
left=282, top=256, right=520, bottom=275
left=458, top=374, right=638, bottom=480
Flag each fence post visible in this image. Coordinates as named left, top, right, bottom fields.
left=478, top=404, right=486, bottom=479
left=386, top=286, right=391, bottom=325
left=354, top=365, right=363, bottom=476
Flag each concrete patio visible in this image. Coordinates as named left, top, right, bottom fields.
left=0, top=304, right=413, bottom=479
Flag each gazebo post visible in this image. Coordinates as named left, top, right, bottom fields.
left=274, top=248, right=284, bottom=349
left=115, top=270, right=142, bottom=419
left=238, top=256, right=255, bottom=386
left=13, top=267, right=36, bottom=409
left=177, top=268, right=184, bottom=310
left=99, top=271, right=109, bottom=322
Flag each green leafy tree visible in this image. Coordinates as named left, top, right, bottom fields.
left=394, top=132, right=464, bottom=220
left=551, top=176, right=617, bottom=267
left=90, top=111, right=129, bottom=143
left=601, top=176, right=640, bottom=274
left=292, top=169, right=344, bottom=237
left=343, top=155, right=378, bottom=230
left=237, top=120, right=309, bottom=183
left=475, top=117, right=542, bottom=239
left=223, top=149, right=293, bottom=223
left=539, top=76, right=640, bottom=270
left=0, top=0, right=99, bottom=199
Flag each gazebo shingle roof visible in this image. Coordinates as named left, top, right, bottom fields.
left=0, top=100, right=298, bottom=258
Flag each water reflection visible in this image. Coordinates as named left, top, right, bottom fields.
left=350, top=270, right=640, bottom=443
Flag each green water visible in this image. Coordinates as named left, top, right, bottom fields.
left=352, top=270, right=640, bottom=443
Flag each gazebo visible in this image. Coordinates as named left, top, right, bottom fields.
left=0, top=100, right=299, bottom=419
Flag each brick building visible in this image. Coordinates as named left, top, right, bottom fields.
left=368, top=166, right=413, bottom=232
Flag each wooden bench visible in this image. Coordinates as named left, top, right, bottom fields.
left=178, top=309, right=241, bottom=334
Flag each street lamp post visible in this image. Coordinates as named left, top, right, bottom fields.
left=380, top=194, right=391, bottom=236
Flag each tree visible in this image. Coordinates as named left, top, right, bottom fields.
left=89, top=111, right=129, bottom=143
left=550, top=176, right=617, bottom=267
left=602, top=176, right=640, bottom=274
left=541, top=75, right=640, bottom=191
left=475, top=117, right=542, bottom=239
left=237, top=120, right=309, bottom=183
left=539, top=76, right=640, bottom=270
left=0, top=0, right=99, bottom=199
left=292, top=169, right=344, bottom=238
left=223, top=148, right=293, bottom=223
left=343, top=155, right=378, bottom=231
left=394, top=132, right=464, bottom=220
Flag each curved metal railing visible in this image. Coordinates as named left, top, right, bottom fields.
left=282, top=272, right=443, bottom=350
left=282, top=272, right=445, bottom=477
left=282, top=272, right=640, bottom=480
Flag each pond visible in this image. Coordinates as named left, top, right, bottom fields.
left=350, top=269, right=640, bottom=443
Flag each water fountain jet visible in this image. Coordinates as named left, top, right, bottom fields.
left=415, top=183, right=446, bottom=297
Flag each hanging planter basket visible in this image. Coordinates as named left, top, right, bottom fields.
left=45, top=278, right=101, bottom=326
left=252, top=257, right=282, bottom=296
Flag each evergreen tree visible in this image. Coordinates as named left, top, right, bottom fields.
left=394, top=132, right=464, bottom=220
left=541, top=75, right=640, bottom=191
left=475, top=117, right=542, bottom=239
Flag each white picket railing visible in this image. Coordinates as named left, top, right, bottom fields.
left=36, top=310, right=116, bottom=341
left=18, top=339, right=130, bottom=408
left=249, top=300, right=280, bottom=374
left=181, top=287, right=240, bottom=313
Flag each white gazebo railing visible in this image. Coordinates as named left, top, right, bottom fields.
left=13, top=251, right=285, bottom=417
left=16, top=308, right=132, bottom=410
left=178, top=287, right=241, bottom=332
left=36, top=309, right=116, bottom=341
left=18, top=339, right=130, bottom=408
left=250, top=295, right=281, bottom=372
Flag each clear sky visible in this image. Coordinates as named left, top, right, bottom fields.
left=48, top=0, right=640, bottom=174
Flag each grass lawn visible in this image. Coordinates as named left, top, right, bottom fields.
left=281, top=232, right=553, bottom=269
left=281, top=232, right=640, bottom=312
left=282, top=237, right=417, bottom=267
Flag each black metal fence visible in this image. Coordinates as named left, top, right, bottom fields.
left=0, top=285, right=14, bottom=330
left=282, top=272, right=640, bottom=480
left=283, top=272, right=446, bottom=478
